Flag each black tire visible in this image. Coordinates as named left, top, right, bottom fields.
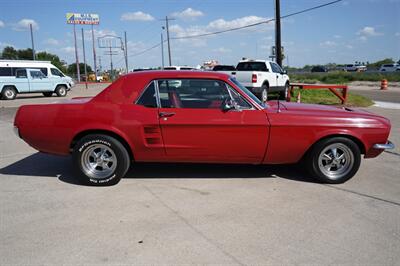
left=305, top=137, right=361, bottom=184
left=279, top=82, right=289, bottom=100
left=261, top=83, right=269, bottom=102
left=73, top=134, right=131, bottom=186
left=1, top=86, right=17, bottom=100
left=43, top=92, right=53, bottom=97
left=55, top=85, right=67, bottom=97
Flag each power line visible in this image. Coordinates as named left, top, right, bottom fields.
left=125, top=0, right=343, bottom=58
left=172, top=0, right=343, bottom=40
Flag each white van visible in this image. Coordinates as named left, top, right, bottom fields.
left=0, top=60, right=74, bottom=98
left=379, top=64, right=400, bottom=72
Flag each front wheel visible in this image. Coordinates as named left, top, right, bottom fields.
left=55, top=85, right=67, bottom=97
left=279, top=82, right=289, bottom=100
left=306, top=137, right=361, bottom=184
left=73, top=134, right=131, bottom=186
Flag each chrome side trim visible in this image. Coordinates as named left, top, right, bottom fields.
left=373, top=141, right=395, bottom=150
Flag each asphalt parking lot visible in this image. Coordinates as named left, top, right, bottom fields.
left=1, top=84, right=400, bottom=264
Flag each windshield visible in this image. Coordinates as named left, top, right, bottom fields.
left=229, top=77, right=265, bottom=108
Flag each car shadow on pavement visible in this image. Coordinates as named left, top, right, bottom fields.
left=0, top=152, right=316, bottom=185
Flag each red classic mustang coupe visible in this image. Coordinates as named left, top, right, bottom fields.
left=14, top=71, right=393, bottom=185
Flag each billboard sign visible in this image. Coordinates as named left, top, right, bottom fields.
left=66, top=13, right=99, bottom=25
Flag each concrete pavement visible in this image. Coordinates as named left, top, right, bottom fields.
left=1, top=100, right=399, bottom=264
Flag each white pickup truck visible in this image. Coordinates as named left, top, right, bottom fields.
left=0, top=68, right=71, bottom=100
left=215, top=59, right=290, bottom=101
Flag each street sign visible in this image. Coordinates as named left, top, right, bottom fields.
left=66, top=13, right=100, bottom=25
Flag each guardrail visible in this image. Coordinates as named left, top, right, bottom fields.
left=287, top=83, right=348, bottom=104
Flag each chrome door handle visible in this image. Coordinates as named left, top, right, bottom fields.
left=159, top=112, right=175, bottom=118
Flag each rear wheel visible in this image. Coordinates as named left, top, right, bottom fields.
left=306, top=137, right=361, bottom=184
left=1, top=86, right=17, bottom=100
left=261, top=84, right=269, bottom=102
left=55, top=85, right=67, bottom=97
left=73, top=134, right=131, bottom=186
left=43, top=92, right=53, bottom=97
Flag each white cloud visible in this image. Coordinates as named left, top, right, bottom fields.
left=333, top=35, right=341, bottom=39
left=357, top=26, right=383, bottom=39
left=43, top=38, right=60, bottom=46
left=213, top=47, right=231, bottom=53
left=320, top=41, right=337, bottom=47
left=345, top=44, right=353, bottom=49
left=207, top=16, right=268, bottom=31
left=12, top=19, right=39, bottom=31
left=61, top=46, right=75, bottom=54
left=395, top=32, right=400, bottom=37
left=0, top=42, right=15, bottom=48
left=171, top=8, right=204, bottom=20
left=0, top=20, right=4, bottom=28
left=169, top=15, right=271, bottom=41
left=121, top=11, right=154, bottom=21
left=359, top=36, right=367, bottom=41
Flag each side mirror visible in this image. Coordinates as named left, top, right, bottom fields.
left=281, top=69, right=287, bottom=74
left=222, top=99, right=240, bottom=112
left=222, top=102, right=235, bottom=112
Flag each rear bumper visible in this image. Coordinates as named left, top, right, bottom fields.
left=373, top=141, right=395, bottom=150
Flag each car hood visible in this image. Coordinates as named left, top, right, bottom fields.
left=267, top=101, right=390, bottom=128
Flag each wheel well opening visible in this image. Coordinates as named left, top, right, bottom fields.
left=70, top=130, right=134, bottom=161
left=303, top=134, right=366, bottom=160
left=2, top=85, right=19, bottom=93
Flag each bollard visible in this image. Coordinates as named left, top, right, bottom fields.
left=380, top=79, right=388, bottom=90
left=297, top=91, right=301, bottom=103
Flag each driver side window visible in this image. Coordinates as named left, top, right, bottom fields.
left=157, top=79, right=230, bottom=109
left=226, top=85, right=252, bottom=109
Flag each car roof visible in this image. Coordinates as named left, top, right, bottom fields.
left=125, top=70, right=230, bottom=80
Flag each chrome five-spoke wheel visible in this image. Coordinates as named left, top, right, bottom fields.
left=318, top=143, right=354, bottom=180
left=306, top=137, right=361, bottom=184
left=81, top=144, right=117, bottom=179
left=73, top=134, right=131, bottom=186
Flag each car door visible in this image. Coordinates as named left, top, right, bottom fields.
left=29, top=70, right=52, bottom=92
left=14, top=69, right=30, bottom=92
left=156, top=78, right=270, bottom=163
left=270, top=62, right=285, bottom=89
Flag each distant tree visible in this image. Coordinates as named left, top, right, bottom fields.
left=1, top=46, right=18, bottom=59
left=367, top=58, right=395, bottom=69
left=67, top=63, right=92, bottom=76
left=16, top=48, right=34, bottom=60
left=36, top=51, right=67, bottom=73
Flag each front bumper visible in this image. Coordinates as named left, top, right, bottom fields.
left=373, top=141, right=395, bottom=150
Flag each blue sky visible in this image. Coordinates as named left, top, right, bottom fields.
left=0, top=0, right=399, bottom=69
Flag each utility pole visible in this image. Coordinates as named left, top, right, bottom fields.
left=161, top=32, right=164, bottom=69
left=160, top=16, right=175, bottom=66
left=81, top=28, right=88, bottom=89
left=98, top=56, right=102, bottom=72
left=124, top=31, right=128, bottom=73
left=29, top=24, right=36, bottom=60
left=73, top=24, right=80, bottom=82
left=91, top=24, right=97, bottom=82
left=275, top=0, right=282, bottom=67
left=109, top=46, right=113, bottom=80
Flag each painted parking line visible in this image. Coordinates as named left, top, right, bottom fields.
left=373, top=101, right=400, bottom=110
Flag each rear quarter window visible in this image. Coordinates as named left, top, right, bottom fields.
left=0, top=67, right=12, bottom=76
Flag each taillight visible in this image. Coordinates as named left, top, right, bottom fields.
left=252, top=74, right=257, bottom=83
